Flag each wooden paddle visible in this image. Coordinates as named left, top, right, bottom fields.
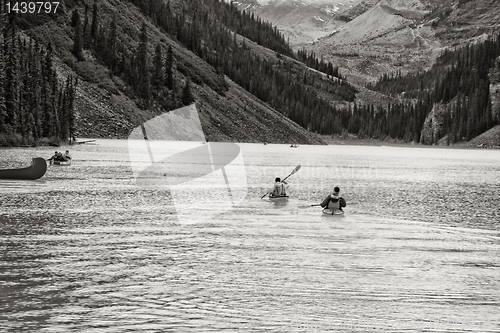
left=298, top=203, right=322, bottom=208
left=298, top=201, right=358, bottom=209
left=261, top=165, right=301, bottom=199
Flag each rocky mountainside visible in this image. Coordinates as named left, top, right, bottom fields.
left=231, top=0, right=366, bottom=49
left=4, top=0, right=499, bottom=147
left=419, top=55, right=500, bottom=147
left=235, top=0, right=500, bottom=146
left=490, top=57, right=500, bottom=122
left=310, top=0, right=442, bottom=85
left=12, top=0, right=324, bottom=144
left=237, top=0, right=500, bottom=85
left=466, top=125, right=500, bottom=148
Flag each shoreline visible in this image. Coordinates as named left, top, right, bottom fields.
left=319, top=135, right=500, bottom=149
left=2, top=136, right=499, bottom=149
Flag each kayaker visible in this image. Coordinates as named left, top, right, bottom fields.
left=47, top=151, right=59, bottom=162
left=64, top=150, right=72, bottom=161
left=269, top=177, right=287, bottom=197
left=320, top=186, right=346, bottom=211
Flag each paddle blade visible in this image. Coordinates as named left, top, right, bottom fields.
left=282, top=165, right=301, bottom=182
left=291, top=165, right=301, bottom=174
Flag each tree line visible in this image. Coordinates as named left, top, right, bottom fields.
left=0, top=0, right=375, bottom=146
left=74, top=0, right=500, bottom=143
left=297, top=48, right=341, bottom=79
left=114, top=0, right=357, bottom=132
left=0, top=13, right=77, bottom=146
left=367, top=32, right=500, bottom=143
left=69, top=1, right=195, bottom=111
left=6, top=0, right=497, bottom=146
left=63, top=0, right=356, bottom=133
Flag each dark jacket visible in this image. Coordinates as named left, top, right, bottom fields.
left=320, top=194, right=346, bottom=208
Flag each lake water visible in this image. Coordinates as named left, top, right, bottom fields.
left=1, top=140, right=499, bottom=332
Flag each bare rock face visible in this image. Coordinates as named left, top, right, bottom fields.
left=379, top=0, right=428, bottom=12
left=489, top=56, right=500, bottom=123
left=420, top=102, right=447, bottom=145
left=420, top=55, right=500, bottom=146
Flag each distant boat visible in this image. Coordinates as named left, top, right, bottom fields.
left=0, top=157, right=47, bottom=180
left=290, top=144, right=298, bottom=148
left=74, top=139, right=96, bottom=145
left=50, top=159, right=71, bottom=166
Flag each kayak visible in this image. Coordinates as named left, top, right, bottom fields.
left=322, top=208, right=344, bottom=215
left=50, top=159, right=71, bottom=166
left=268, top=195, right=289, bottom=202
left=0, top=157, right=47, bottom=180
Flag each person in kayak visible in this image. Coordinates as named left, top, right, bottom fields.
left=64, top=150, right=72, bottom=161
left=320, top=186, right=346, bottom=211
left=269, top=177, right=287, bottom=197
left=47, top=151, right=59, bottom=162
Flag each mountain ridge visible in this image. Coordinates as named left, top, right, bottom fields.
left=2, top=0, right=499, bottom=148
left=237, top=0, right=500, bottom=84
left=1, top=0, right=325, bottom=145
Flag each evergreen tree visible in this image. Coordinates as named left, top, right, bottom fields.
left=107, top=14, right=118, bottom=71
left=5, top=19, right=21, bottom=131
left=137, top=22, right=151, bottom=104
left=91, top=1, right=99, bottom=41
left=0, top=20, right=6, bottom=131
left=72, top=9, right=84, bottom=61
left=152, top=43, right=164, bottom=93
left=68, top=78, right=77, bottom=142
left=59, top=76, right=77, bottom=141
left=71, top=8, right=80, bottom=27
left=82, top=4, right=90, bottom=47
left=32, top=53, right=43, bottom=142
left=181, top=78, right=194, bottom=105
left=165, top=45, right=174, bottom=90
left=42, top=42, right=57, bottom=138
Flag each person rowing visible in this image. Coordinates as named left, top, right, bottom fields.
left=64, top=150, right=72, bottom=161
left=320, top=186, right=346, bottom=212
left=47, top=151, right=59, bottom=162
left=47, top=151, right=66, bottom=162
left=269, top=177, right=288, bottom=198
left=47, top=150, right=71, bottom=163
left=261, top=165, right=300, bottom=200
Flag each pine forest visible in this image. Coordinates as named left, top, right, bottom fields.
left=0, top=12, right=77, bottom=146
left=0, top=0, right=499, bottom=146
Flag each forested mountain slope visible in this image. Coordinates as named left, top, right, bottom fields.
left=1, top=0, right=341, bottom=145
left=307, top=0, right=500, bottom=146
left=2, top=0, right=499, bottom=147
